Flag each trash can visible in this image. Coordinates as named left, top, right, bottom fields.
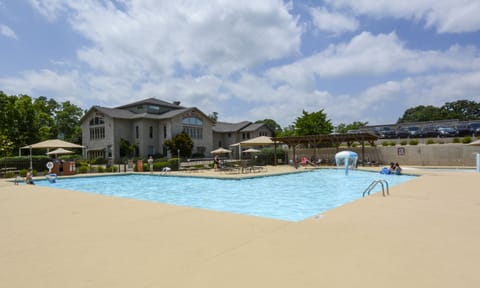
left=136, top=160, right=144, bottom=172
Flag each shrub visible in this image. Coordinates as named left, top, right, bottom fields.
left=426, top=138, right=435, bottom=144
left=5, top=171, right=16, bottom=178
left=79, top=166, right=88, bottom=173
left=452, top=137, right=461, bottom=143
left=462, top=136, right=472, bottom=144
left=382, top=141, right=390, bottom=146
left=409, top=139, right=419, bottom=145
left=105, top=166, right=117, bottom=172
left=400, top=140, right=407, bottom=146
left=389, top=141, right=396, bottom=146
left=94, top=157, right=107, bottom=165
left=19, top=169, right=28, bottom=177
left=153, top=161, right=171, bottom=171
left=97, top=166, right=105, bottom=173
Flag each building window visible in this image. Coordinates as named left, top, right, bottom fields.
left=182, top=117, right=203, bottom=126
left=183, top=126, right=203, bottom=139
left=149, top=126, right=153, bottom=138
left=182, top=117, right=203, bottom=139
left=89, top=116, right=104, bottom=126
left=227, top=133, right=231, bottom=138
left=136, top=126, right=139, bottom=139
left=163, top=125, right=167, bottom=138
left=89, top=127, right=105, bottom=140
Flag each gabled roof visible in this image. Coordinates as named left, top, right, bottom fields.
left=94, top=106, right=136, bottom=119
left=115, top=97, right=184, bottom=110
left=213, top=121, right=251, bottom=133
left=240, top=123, right=266, bottom=132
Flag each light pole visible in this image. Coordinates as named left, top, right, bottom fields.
left=177, top=149, right=180, bottom=169
left=29, top=145, right=32, bottom=170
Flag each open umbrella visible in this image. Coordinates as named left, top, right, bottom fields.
left=243, top=148, right=261, bottom=153
left=22, top=139, right=84, bottom=149
left=47, top=148, right=74, bottom=157
left=210, top=147, right=232, bottom=154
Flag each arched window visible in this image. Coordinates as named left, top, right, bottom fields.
left=182, top=117, right=203, bottom=139
left=182, top=117, right=203, bottom=126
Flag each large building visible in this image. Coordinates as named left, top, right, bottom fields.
left=80, top=98, right=274, bottom=163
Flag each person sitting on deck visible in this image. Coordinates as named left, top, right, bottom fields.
left=25, top=169, right=35, bottom=185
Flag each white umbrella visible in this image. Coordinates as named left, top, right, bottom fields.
left=210, top=147, right=232, bottom=154
left=47, top=148, right=74, bottom=156
left=243, top=148, right=261, bottom=153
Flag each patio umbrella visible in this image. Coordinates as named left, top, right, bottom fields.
left=22, top=139, right=84, bottom=149
left=210, top=147, right=232, bottom=154
left=47, top=148, right=74, bottom=157
left=243, top=148, right=261, bottom=153
left=22, top=139, right=84, bottom=169
left=239, top=136, right=275, bottom=147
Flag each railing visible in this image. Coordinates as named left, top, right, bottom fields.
left=362, top=179, right=389, bottom=197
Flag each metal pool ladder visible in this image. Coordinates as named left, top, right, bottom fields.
left=363, top=179, right=389, bottom=197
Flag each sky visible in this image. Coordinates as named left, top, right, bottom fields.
left=1, top=0, right=480, bottom=127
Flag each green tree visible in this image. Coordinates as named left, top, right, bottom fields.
left=56, top=101, right=83, bottom=143
left=119, top=138, right=136, bottom=158
left=440, top=100, right=480, bottom=121
left=33, top=96, right=58, bottom=140
left=397, top=105, right=447, bottom=123
left=276, top=125, right=296, bottom=137
left=164, top=132, right=194, bottom=157
left=12, top=94, right=39, bottom=147
left=255, top=119, right=282, bottom=136
left=335, top=121, right=368, bottom=133
left=208, top=112, right=218, bottom=123
left=293, top=110, right=333, bottom=136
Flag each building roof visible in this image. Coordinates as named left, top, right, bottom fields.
left=115, top=97, right=184, bottom=110
left=240, top=123, right=265, bottom=132
left=213, top=121, right=251, bottom=133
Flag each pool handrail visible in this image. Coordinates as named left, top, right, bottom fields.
left=363, top=179, right=389, bottom=197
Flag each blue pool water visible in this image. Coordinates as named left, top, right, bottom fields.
left=36, top=169, right=416, bottom=221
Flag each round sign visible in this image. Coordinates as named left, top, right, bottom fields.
left=46, top=161, right=54, bottom=169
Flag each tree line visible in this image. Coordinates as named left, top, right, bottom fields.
left=1, top=90, right=479, bottom=157
left=0, top=91, right=84, bottom=156
left=257, top=100, right=480, bottom=137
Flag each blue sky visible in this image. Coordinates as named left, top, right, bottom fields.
left=1, top=0, right=479, bottom=127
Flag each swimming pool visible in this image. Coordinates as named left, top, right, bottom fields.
left=36, top=169, right=416, bottom=221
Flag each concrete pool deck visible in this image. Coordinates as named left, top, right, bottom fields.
left=1, top=166, right=479, bottom=287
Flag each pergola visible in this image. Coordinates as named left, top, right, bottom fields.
left=272, top=133, right=379, bottom=166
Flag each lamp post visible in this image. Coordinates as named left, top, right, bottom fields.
left=29, top=145, right=32, bottom=170
left=177, top=149, right=180, bottom=169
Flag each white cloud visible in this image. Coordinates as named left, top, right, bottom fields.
left=0, top=24, right=17, bottom=39
left=0, top=69, right=82, bottom=102
left=309, top=7, right=358, bottom=35
left=325, top=0, right=480, bottom=33
left=266, top=31, right=480, bottom=88
left=30, top=0, right=301, bottom=77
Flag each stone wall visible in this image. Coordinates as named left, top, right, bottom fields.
left=289, top=144, right=480, bottom=166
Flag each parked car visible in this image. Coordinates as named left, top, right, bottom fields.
left=407, top=126, right=422, bottom=137
left=375, top=127, right=396, bottom=138
left=470, top=122, right=480, bottom=136
left=395, top=128, right=410, bottom=138
left=437, top=126, right=458, bottom=137
left=456, top=123, right=473, bottom=137
left=421, top=126, right=439, bottom=138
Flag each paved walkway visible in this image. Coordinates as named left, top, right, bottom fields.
left=1, top=166, right=479, bottom=287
